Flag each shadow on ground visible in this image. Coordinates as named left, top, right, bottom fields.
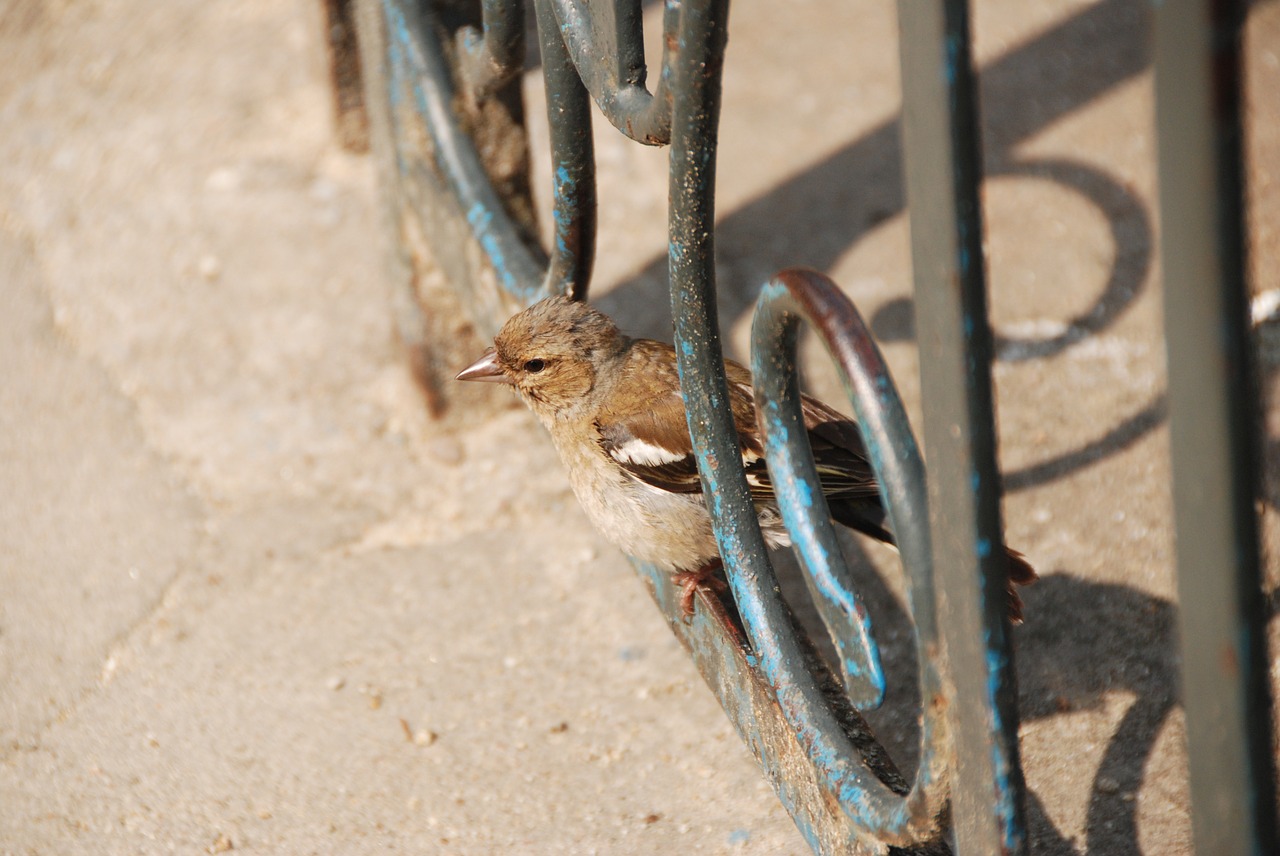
left=778, top=544, right=1179, bottom=856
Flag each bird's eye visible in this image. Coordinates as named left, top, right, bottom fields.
left=524, top=359, right=546, bottom=373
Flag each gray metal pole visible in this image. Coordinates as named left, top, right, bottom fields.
left=1153, top=2, right=1278, bottom=853
left=897, top=2, right=1029, bottom=852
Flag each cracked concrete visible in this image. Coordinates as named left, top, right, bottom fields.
left=0, top=228, right=206, bottom=759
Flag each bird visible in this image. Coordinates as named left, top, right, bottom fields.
left=456, top=295, right=1037, bottom=620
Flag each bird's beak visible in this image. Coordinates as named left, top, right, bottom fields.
left=456, top=348, right=513, bottom=384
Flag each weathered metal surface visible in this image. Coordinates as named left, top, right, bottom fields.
left=1153, top=2, right=1278, bottom=853
left=750, top=269, right=953, bottom=847
left=545, top=0, right=673, bottom=144
left=454, top=0, right=526, bottom=97
left=533, top=0, right=597, bottom=299
left=379, top=0, right=551, bottom=341
left=895, top=2, right=1028, bottom=852
left=652, top=7, right=946, bottom=841
left=631, top=558, right=916, bottom=855
left=751, top=283, right=887, bottom=711
left=355, top=0, right=547, bottom=425
left=655, top=7, right=942, bottom=843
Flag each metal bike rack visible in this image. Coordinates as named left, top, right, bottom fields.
left=323, top=0, right=1277, bottom=851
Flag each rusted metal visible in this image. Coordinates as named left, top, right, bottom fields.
left=750, top=268, right=953, bottom=846
left=454, top=0, right=526, bottom=97
left=545, top=0, right=674, bottom=145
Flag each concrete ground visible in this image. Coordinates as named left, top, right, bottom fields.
left=2, top=0, right=1278, bottom=854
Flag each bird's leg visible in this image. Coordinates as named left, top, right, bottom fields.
left=672, top=560, right=728, bottom=617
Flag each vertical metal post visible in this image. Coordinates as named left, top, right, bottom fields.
left=667, top=0, right=751, bottom=565
left=1153, top=3, right=1278, bottom=854
left=533, top=0, right=597, bottom=298
left=896, top=3, right=1028, bottom=853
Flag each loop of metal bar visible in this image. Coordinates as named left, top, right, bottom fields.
left=663, top=0, right=948, bottom=847
left=545, top=0, right=674, bottom=144
left=750, top=268, right=950, bottom=842
left=455, top=0, right=526, bottom=97
left=660, top=2, right=934, bottom=846
left=382, top=0, right=596, bottom=313
left=750, top=283, right=886, bottom=711
left=451, top=0, right=675, bottom=145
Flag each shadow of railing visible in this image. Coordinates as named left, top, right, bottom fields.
left=599, top=0, right=1148, bottom=334
left=784, top=539, right=1183, bottom=855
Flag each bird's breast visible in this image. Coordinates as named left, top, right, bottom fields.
left=546, top=426, right=792, bottom=571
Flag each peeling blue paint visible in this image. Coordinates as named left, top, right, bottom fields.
left=465, top=202, right=521, bottom=295
left=985, top=640, right=1021, bottom=849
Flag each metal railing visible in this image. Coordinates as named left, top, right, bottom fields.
left=327, top=0, right=1277, bottom=851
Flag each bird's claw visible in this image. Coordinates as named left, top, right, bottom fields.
left=673, top=564, right=728, bottom=618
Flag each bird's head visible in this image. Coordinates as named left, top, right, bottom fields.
left=456, top=296, right=629, bottom=418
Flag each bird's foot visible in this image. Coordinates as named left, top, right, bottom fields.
left=673, top=562, right=727, bottom=618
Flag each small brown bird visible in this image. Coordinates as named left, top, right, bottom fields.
left=457, top=296, right=1036, bottom=619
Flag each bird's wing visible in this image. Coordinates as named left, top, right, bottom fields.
left=594, top=341, right=771, bottom=498
left=792, top=391, right=881, bottom=502
left=596, top=392, right=708, bottom=494
left=594, top=341, right=879, bottom=505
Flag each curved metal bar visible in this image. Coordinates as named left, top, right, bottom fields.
left=384, top=0, right=547, bottom=314
left=534, top=0, right=598, bottom=299
left=748, top=297, right=885, bottom=711
left=455, top=0, right=527, bottom=97
left=547, top=0, right=674, bottom=145
left=628, top=554, right=913, bottom=854
left=665, top=0, right=943, bottom=844
left=750, top=268, right=949, bottom=842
